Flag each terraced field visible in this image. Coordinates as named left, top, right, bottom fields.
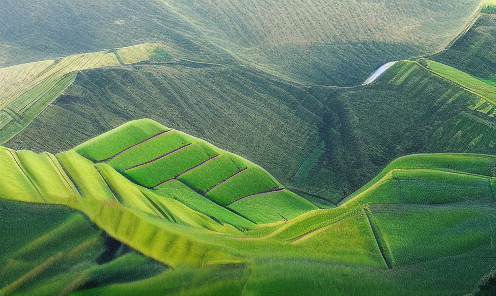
left=1, top=119, right=495, bottom=295
left=4, top=59, right=321, bottom=191
left=0, top=44, right=172, bottom=144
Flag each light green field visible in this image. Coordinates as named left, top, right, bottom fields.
left=1, top=119, right=496, bottom=295
left=0, top=44, right=171, bottom=145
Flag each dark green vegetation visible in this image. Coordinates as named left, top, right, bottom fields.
left=0, top=198, right=167, bottom=296
left=0, top=0, right=482, bottom=86
left=1, top=120, right=496, bottom=295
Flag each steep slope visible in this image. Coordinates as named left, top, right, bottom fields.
left=4, top=56, right=325, bottom=203
left=2, top=119, right=317, bottom=227
left=430, top=3, right=496, bottom=81
left=1, top=120, right=495, bottom=295
left=287, top=57, right=496, bottom=202
left=0, top=199, right=167, bottom=296
left=0, top=43, right=176, bottom=143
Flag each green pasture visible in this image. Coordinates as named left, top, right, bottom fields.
left=1, top=119, right=496, bottom=294
left=107, top=131, right=187, bottom=171
left=124, top=143, right=212, bottom=188
left=176, top=154, right=241, bottom=192
left=227, top=190, right=317, bottom=224
left=205, top=166, right=281, bottom=206
left=153, top=180, right=255, bottom=229
left=427, top=60, right=496, bottom=104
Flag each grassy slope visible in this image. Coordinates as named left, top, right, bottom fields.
left=6, top=9, right=496, bottom=205
left=162, top=0, right=482, bottom=86
left=2, top=131, right=495, bottom=294
left=0, top=43, right=174, bottom=144
left=74, top=119, right=317, bottom=223
left=430, top=11, right=496, bottom=81
left=0, top=0, right=482, bottom=86
left=288, top=55, right=496, bottom=202
left=0, top=199, right=167, bottom=296
left=426, top=60, right=496, bottom=104
left=5, top=62, right=320, bottom=189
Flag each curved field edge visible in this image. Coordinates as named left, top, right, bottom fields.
left=0, top=43, right=173, bottom=145
left=1, top=118, right=496, bottom=294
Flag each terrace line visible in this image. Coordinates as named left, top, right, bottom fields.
left=125, top=143, right=192, bottom=171
left=152, top=155, right=220, bottom=188
left=101, top=129, right=173, bottom=162
left=203, top=167, right=248, bottom=194
left=227, top=188, right=285, bottom=206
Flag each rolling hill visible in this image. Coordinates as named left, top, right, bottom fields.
left=1, top=119, right=495, bottom=295
left=0, top=0, right=484, bottom=86
left=5, top=3, right=496, bottom=204
left=2, top=1, right=496, bottom=294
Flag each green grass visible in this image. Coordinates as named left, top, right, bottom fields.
left=371, top=204, right=492, bottom=266
left=56, top=150, right=115, bottom=201
left=205, top=166, right=281, bottom=206
left=153, top=180, right=255, bottom=229
left=479, top=76, right=496, bottom=86
left=176, top=154, right=241, bottom=192
left=124, top=143, right=213, bottom=188
left=227, top=190, right=317, bottom=224
left=95, top=163, right=162, bottom=217
left=15, top=150, right=78, bottom=203
left=75, top=119, right=168, bottom=162
left=107, top=130, right=188, bottom=171
left=427, top=60, right=496, bottom=104
left=3, top=120, right=496, bottom=294
left=0, top=147, right=44, bottom=203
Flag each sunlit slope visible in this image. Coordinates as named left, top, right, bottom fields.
left=0, top=43, right=173, bottom=144
left=2, top=120, right=496, bottom=294
left=164, top=0, right=482, bottom=85
left=0, top=199, right=167, bottom=296
left=1, top=119, right=317, bottom=227
left=290, top=59, right=496, bottom=202
left=5, top=61, right=322, bottom=191
left=430, top=3, right=496, bottom=82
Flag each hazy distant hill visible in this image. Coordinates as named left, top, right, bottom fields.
left=0, top=0, right=483, bottom=85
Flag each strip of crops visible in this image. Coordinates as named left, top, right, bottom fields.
left=124, top=143, right=213, bottom=188
left=427, top=60, right=496, bottom=104
left=227, top=190, right=317, bottom=224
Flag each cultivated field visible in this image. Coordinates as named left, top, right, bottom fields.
left=0, top=44, right=171, bottom=144
left=1, top=120, right=495, bottom=295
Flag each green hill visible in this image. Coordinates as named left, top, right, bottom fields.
left=430, top=3, right=496, bottom=81
left=0, top=43, right=177, bottom=144
left=0, top=119, right=495, bottom=295
left=0, top=0, right=483, bottom=86
left=7, top=41, right=496, bottom=205
left=4, top=53, right=327, bottom=204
